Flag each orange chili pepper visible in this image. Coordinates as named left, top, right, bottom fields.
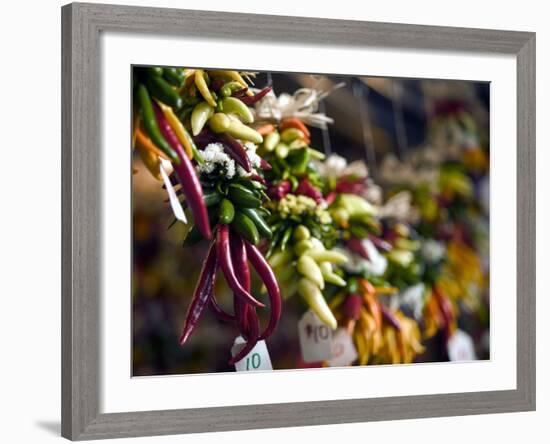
left=280, top=117, right=311, bottom=139
left=363, top=292, right=382, bottom=329
left=256, top=123, right=276, bottom=136
left=135, top=128, right=170, bottom=160
left=359, top=278, right=376, bottom=295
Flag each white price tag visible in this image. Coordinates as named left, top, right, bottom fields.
left=447, top=329, right=477, bottom=361
left=231, top=337, right=273, bottom=372
left=298, top=310, right=333, bottom=363
left=328, top=328, right=358, bottom=367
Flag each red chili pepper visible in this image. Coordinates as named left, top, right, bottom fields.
left=219, top=133, right=252, bottom=172
left=153, top=102, right=212, bottom=239
left=229, top=306, right=260, bottom=366
left=217, top=225, right=265, bottom=308
left=346, top=238, right=370, bottom=259
left=368, top=234, right=392, bottom=252
left=179, top=242, right=218, bottom=345
left=267, top=180, right=291, bottom=200
left=381, top=304, right=402, bottom=331
left=238, top=86, right=272, bottom=105
left=250, top=173, right=266, bottom=185
left=259, top=158, right=272, bottom=171
left=245, top=241, right=282, bottom=340
left=296, top=178, right=322, bottom=203
left=335, top=178, right=367, bottom=195
left=344, top=294, right=362, bottom=321
left=230, top=231, right=252, bottom=338
left=231, top=87, right=248, bottom=98
left=210, top=78, right=225, bottom=92
left=192, top=128, right=217, bottom=149
left=325, top=191, right=337, bottom=205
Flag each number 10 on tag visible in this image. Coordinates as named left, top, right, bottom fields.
left=298, top=310, right=333, bottom=363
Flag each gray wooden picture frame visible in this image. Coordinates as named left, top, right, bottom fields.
left=61, top=2, right=536, bottom=440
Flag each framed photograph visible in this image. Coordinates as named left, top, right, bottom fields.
left=61, top=2, right=535, bottom=440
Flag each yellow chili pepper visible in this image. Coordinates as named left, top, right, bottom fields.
left=298, top=278, right=337, bottom=330
left=157, top=103, right=193, bottom=159
left=194, top=69, right=217, bottom=107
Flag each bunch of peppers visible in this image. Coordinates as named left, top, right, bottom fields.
left=251, top=115, right=353, bottom=330
left=311, top=155, right=428, bottom=364
left=132, top=67, right=281, bottom=364
left=378, top=100, right=489, bottom=348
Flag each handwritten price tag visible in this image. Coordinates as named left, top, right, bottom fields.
left=327, top=328, right=358, bottom=367
left=298, top=310, right=333, bottom=363
left=231, top=337, right=273, bottom=372
left=447, top=329, right=477, bottom=361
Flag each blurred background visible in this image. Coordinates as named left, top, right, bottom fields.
left=132, top=72, right=490, bottom=376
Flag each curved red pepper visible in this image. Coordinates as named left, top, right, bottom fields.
left=238, top=86, right=272, bottom=105
left=245, top=241, right=282, bottom=340
left=153, top=102, right=212, bottom=240
left=259, top=158, right=272, bottom=171
left=217, top=225, right=265, bottom=308
left=230, top=231, right=252, bottom=338
left=229, top=307, right=260, bottom=365
left=220, top=133, right=252, bottom=172
left=179, top=242, right=217, bottom=345
left=296, top=178, right=322, bottom=204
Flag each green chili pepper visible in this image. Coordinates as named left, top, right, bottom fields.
left=307, top=148, right=326, bottom=160
left=143, top=66, right=163, bottom=77
left=219, top=97, right=254, bottom=124
left=135, top=83, right=178, bottom=162
left=281, top=127, right=305, bottom=143
left=181, top=124, right=205, bottom=165
left=231, top=211, right=260, bottom=245
left=240, top=207, right=272, bottom=239
left=162, top=67, right=185, bottom=87
left=204, top=191, right=222, bottom=207
left=287, top=148, right=310, bottom=173
left=228, top=183, right=262, bottom=208
left=256, top=207, right=271, bottom=217
left=279, top=225, right=294, bottom=251
left=220, top=81, right=245, bottom=97
left=219, top=198, right=235, bottom=224
left=144, top=73, right=183, bottom=110
left=191, top=102, right=215, bottom=136
left=265, top=222, right=288, bottom=258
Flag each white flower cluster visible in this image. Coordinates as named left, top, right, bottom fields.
left=421, top=239, right=446, bottom=263
left=197, top=142, right=261, bottom=179
left=316, top=154, right=368, bottom=180
left=340, top=239, right=388, bottom=276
